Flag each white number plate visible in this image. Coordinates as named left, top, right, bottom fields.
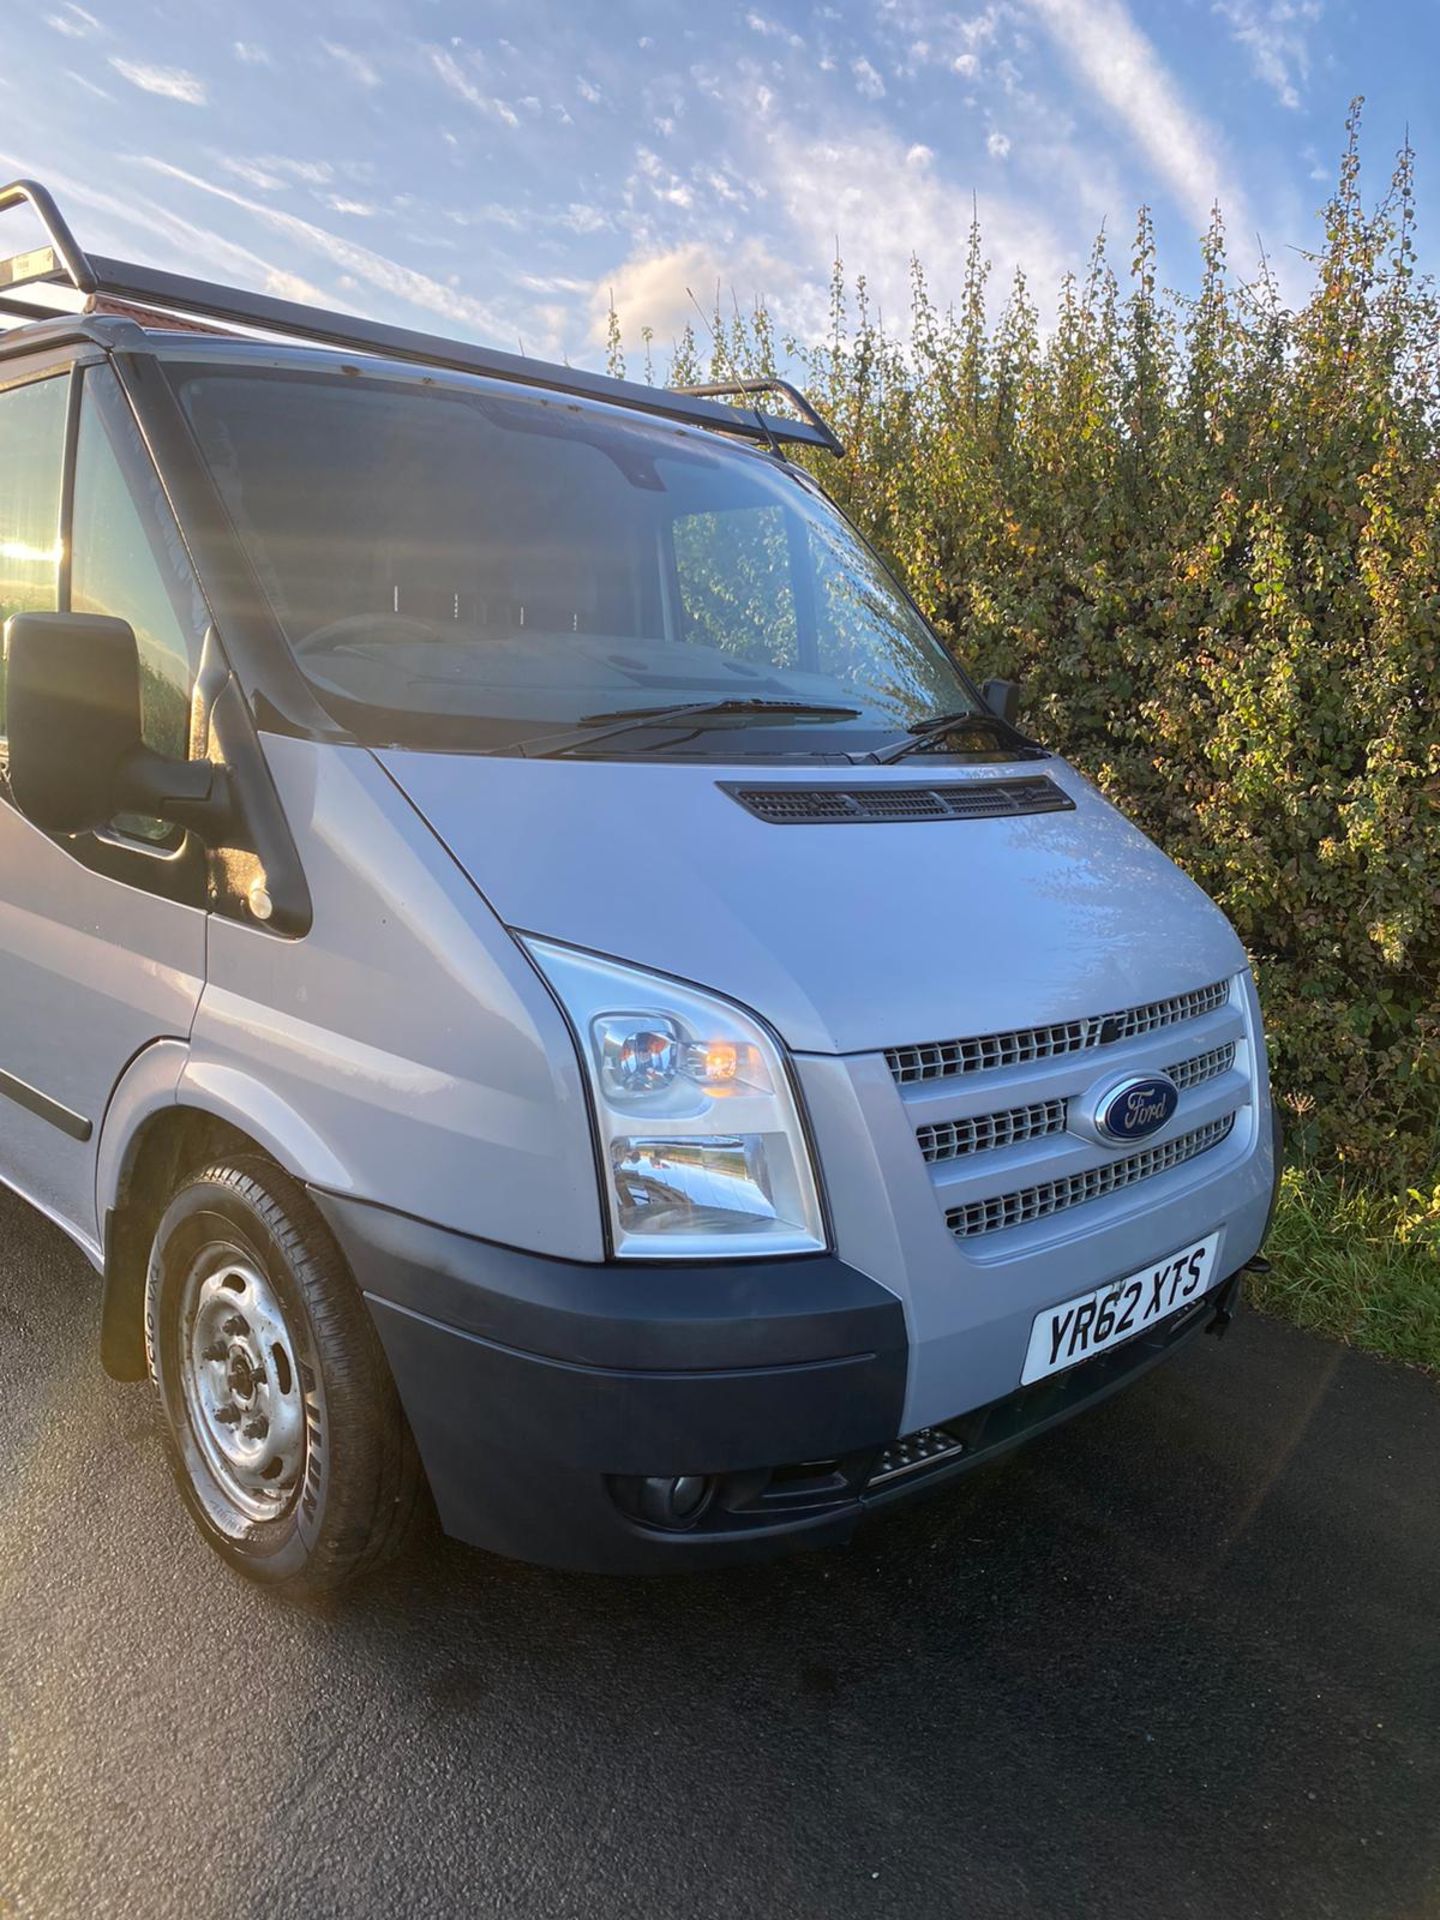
left=1021, top=1235, right=1220, bottom=1385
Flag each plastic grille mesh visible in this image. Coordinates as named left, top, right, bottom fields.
left=918, top=1098, right=1068, bottom=1164
left=915, top=1042, right=1238, bottom=1166
left=945, top=1115, right=1237, bottom=1240
left=888, top=980, right=1232, bottom=1086
left=1164, top=1041, right=1237, bottom=1091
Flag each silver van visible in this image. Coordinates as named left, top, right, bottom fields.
left=0, top=181, right=1280, bottom=1591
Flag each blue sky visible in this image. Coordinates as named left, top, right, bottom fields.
left=0, top=1, right=1433, bottom=368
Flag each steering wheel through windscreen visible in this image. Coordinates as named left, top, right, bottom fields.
left=291, top=614, right=449, bottom=657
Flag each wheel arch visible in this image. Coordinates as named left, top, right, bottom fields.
left=97, top=1049, right=354, bottom=1380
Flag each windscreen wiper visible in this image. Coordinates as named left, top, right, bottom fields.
left=516, top=698, right=862, bottom=759
left=871, top=709, right=1045, bottom=766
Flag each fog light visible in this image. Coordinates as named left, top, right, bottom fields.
left=636, top=1473, right=712, bottom=1529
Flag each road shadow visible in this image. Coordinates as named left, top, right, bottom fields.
left=325, top=1309, right=1439, bottom=1919
left=4, top=1183, right=1437, bottom=1920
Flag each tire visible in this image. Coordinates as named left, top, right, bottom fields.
left=145, top=1156, right=422, bottom=1595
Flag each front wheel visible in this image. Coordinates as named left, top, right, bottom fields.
left=146, top=1158, right=422, bottom=1594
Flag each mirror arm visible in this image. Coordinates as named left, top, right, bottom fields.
left=114, top=746, right=237, bottom=845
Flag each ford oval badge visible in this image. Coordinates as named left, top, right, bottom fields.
left=1095, top=1074, right=1179, bottom=1144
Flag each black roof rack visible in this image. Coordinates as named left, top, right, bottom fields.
left=673, top=378, right=845, bottom=458
left=0, top=178, right=843, bottom=456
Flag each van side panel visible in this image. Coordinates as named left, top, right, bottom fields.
left=94, top=1036, right=356, bottom=1216
left=193, top=737, right=604, bottom=1260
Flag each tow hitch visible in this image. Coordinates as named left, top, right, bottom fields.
left=1207, top=1263, right=1261, bottom=1340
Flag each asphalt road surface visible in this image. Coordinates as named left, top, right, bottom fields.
left=2, top=1185, right=1436, bottom=1920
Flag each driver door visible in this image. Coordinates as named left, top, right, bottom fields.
left=0, top=356, right=208, bottom=1249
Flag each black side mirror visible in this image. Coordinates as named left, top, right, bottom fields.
left=4, top=612, right=227, bottom=840
left=982, top=676, right=1020, bottom=727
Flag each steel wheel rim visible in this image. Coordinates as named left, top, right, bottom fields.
left=179, top=1251, right=308, bottom=1523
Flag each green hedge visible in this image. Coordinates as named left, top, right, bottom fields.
left=618, top=107, right=1439, bottom=1196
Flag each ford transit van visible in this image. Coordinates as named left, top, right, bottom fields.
left=0, top=182, right=1280, bottom=1591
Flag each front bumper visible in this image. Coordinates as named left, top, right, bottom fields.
left=315, top=1189, right=1248, bottom=1574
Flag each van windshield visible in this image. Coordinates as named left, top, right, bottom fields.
left=174, top=366, right=984, bottom=756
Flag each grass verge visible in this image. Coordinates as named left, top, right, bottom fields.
left=1248, top=1164, right=1440, bottom=1375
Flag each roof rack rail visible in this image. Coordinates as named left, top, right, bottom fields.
left=672, top=378, right=845, bottom=458
left=0, top=177, right=842, bottom=456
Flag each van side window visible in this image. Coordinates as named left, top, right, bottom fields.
left=0, top=372, right=69, bottom=736
left=71, top=366, right=210, bottom=839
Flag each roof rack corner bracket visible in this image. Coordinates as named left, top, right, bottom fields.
left=0, top=179, right=98, bottom=297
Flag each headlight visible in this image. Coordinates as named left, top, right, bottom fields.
left=522, top=939, right=827, bottom=1260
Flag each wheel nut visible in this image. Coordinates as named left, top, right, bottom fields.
left=242, top=1417, right=269, bottom=1441
left=214, top=1404, right=242, bottom=1426
left=201, top=1342, right=228, bottom=1363
left=223, top=1315, right=248, bottom=1337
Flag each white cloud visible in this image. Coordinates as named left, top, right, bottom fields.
left=745, top=10, right=805, bottom=47
left=761, top=123, right=1070, bottom=340
left=137, top=157, right=512, bottom=338
left=218, top=157, right=286, bottom=192
left=46, top=5, right=101, bottom=39
left=591, top=239, right=792, bottom=348
left=107, top=58, right=206, bottom=104
left=219, top=155, right=343, bottom=193
left=852, top=56, right=886, bottom=99
left=883, top=2, right=1000, bottom=69
left=1213, top=0, right=1320, bottom=111
left=322, top=41, right=380, bottom=90
left=557, top=203, right=611, bottom=234
left=0, top=149, right=332, bottom=309
left=519, top=271, right=592, bottom=295
left=631, top=146, right=697, bottom=210
left=1021, top=0, right=1252, bottom=233
left=577, top=77, right=603, bottom=104
left=264, top=269, right=330, bottom=305
left=429, top=49, right=480, bottom=104
left=233, top=41, right=270, bottom=65
left=430, top=49, right=520, bottom=126
left=325, top=196, right=377, bottom=217
left=266, top=157, right=333, bottom=186
left=65, top=69, right=112, bottom=100
left=987, top=131, right=1012, bottom=158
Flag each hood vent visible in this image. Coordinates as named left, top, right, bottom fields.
left=722, top=776, right=1074, bottom=826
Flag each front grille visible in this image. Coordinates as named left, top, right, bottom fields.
left=887, top=979, right=1231, bottom=1086
left=918, top=1097, right=1067, bottom=1164
left=1165, top=1040, right=1236, bottom=1091
left=723, top=776, right=1074, bottom=826
left=945, top=1114, right=1237, bottom=1239
left=916, top=1040, right=1238, bottom=1166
